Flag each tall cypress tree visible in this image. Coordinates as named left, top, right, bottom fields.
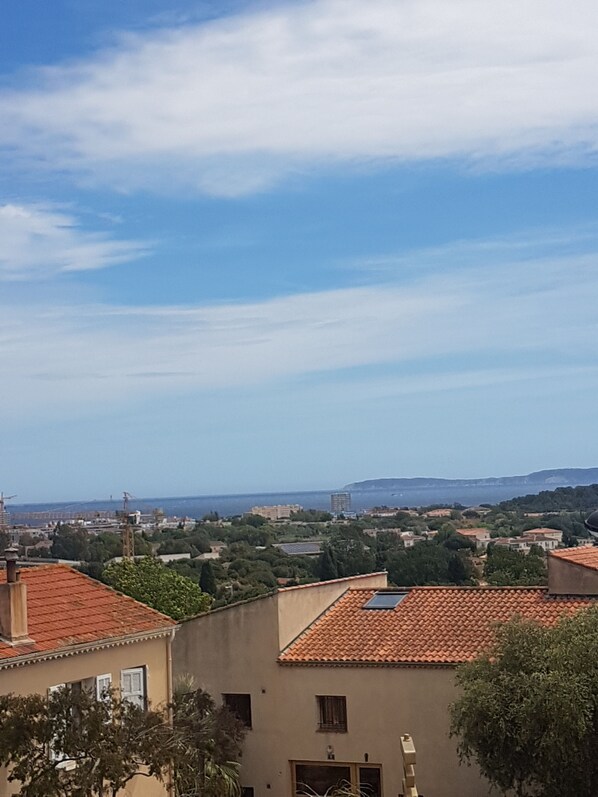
left=200, top=561, right=218, bottom=595
left=318, top=545, right=339, bottom=581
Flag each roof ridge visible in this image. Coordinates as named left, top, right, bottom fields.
left=279, top=571, right=387, bottom=592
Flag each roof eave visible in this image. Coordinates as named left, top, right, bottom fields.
left=277, top=658, right=458, bottom=669
left=0, top=624, right=179, bottom=670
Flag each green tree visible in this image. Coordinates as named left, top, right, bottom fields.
left=327, top=529, right=375, bottom=577
left=484, top=545, right=547, bottom=586
left=450, top=608, right=598, bottom=797
left=447, top=552, right=469, bottom=584
left=103, top=557, right=211, bottom=620
left=200, top=561, right=218, bottom=595
left=0, top=686, right=173, bottom=797
left=318, top=544, right=339, bottom=580
left=51, top=524, right=90, bottom=561
left=373, top=532, right=405, bottom=570
left=173, top=680, right=246, bottom=797
left=240, top=513, right=267, bottom=527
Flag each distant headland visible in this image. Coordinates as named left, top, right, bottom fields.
left=344, top=468, right=598, bottom=492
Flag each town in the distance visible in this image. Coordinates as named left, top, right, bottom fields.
left=2, top=474, right=598, bottom=796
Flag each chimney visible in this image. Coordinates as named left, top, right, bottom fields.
left=0, top=547, right=31, bottom=644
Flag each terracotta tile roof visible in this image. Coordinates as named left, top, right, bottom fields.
left=456, top=528, right=489, bottom=535
left=279, top=587, right=596, bottom=666
left=550, top=547, right=598, bottom=570
left=0, top=565, right=176, bottom=664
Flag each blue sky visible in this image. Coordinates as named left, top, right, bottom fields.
left=1, top=0, right=598, bottom=502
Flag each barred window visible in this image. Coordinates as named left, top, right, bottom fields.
left=223, top=693, right=252, bottom=728
left=317, top=695, right=347, bottom=732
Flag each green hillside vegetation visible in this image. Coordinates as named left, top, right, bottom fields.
left=499, top=483, right=598, bottom=513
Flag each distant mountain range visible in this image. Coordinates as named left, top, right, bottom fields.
left=344, top=468, right=598, bottom=492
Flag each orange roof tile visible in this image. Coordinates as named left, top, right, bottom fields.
left=279, top=587, right=596, bottom=666
left=550, top=547, right=598, bottom=570
left=0, top=565, right=176, bottom=664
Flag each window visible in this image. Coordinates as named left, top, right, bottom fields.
left=222, top=693, right=252, bottom=728
left=363, top=591, right=407, bottom=610
left=293, top=763, right=381, bottom=797
left=95, top=673, right=112, bottom=701
left=241, top=789, right=254, bottom=797
left=317, top=696, right=347, bottom=732
left=47, top=675, right=116, bottom=768
left=121, top=667, right=146, bottom=710
left=48, top=684, right=67, bottom=764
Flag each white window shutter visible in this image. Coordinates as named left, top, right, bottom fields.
left=48, top=685, right=66, bottom=763
left=121, top=667, right=146, bottom=709
left=96, top=674, right=112, bottom=700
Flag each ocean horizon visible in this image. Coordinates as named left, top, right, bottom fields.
left=7, top=482, right=558, bottom=521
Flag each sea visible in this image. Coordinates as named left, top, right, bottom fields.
left=8, top=484, right=549, bottom=521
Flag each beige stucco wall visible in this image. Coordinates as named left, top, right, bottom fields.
left=0, top=634, right=172, bottom=797
left=277, top=573, right=388, bottom=649
left=173, top=582, right=490, bottom=797
left=547, top=556, right=598, bottom=595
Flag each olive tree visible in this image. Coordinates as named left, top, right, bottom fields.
left=450, top=607, right=598, bottom=797
left=0, top=686, right=173, bottom=797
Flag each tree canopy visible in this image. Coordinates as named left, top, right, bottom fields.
left=0, top=686, right=172, bottom=797
left=450, top=607, right=598, bottom=797
left=0, top=682, right=246, bottom=797
left=103, top=556, right=211, bottom=620
left=173, top=681, right=246, bottom=797
left=483, top=544, right=547, bottom=586
left=499, top=483, right=598, bottom=513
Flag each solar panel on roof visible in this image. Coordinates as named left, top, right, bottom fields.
left=363, top=591, right=407, bottom=609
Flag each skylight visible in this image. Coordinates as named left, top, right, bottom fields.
left=363, top=591, right=407, bottom=610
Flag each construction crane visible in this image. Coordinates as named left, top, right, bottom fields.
left=0, top=493, right=17, bottom=534
left=120, top=492, right=137, bottom=559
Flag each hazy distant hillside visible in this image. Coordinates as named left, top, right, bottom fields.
left=345, top=468, right=598, bottom=492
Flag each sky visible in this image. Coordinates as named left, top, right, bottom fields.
left=1, top=0, right=598, bottom=502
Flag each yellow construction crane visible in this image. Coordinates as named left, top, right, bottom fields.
left=0, top=493, right=17, bottom=534
left=120, top=491, right=137, bottom=559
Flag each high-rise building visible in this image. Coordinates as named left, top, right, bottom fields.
left=330, top=492, right=351, bottom=514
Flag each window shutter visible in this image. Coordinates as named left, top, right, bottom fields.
left=96, top=673, right=112, bottom=700
left=48, top=685, right=66, bottom=763
left=121, top=667, right=146, bottom=709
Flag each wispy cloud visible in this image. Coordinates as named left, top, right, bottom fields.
left=2, top=234, right=597, bottom=418
left=0, top=204, right=148, bottom=280
left=1, top=0, right=597, bottom=194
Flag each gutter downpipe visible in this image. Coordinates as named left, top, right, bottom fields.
left=167, top=628, right=176, bottom=797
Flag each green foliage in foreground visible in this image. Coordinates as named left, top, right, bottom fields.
left=0, top=683, right=246, bottom=797
left=173, top=680, right=246, bottom=797
left=483, top=544, right=547, bottom=586
left=103, top=556, right=211, bottom=620
left=0, top=687, right=173, bottom=797
left=451, top=607, right=598, bottom=797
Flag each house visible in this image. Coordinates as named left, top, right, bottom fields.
left=521, top=530, right=561, bottom=551
left=423, top=508, right=452, bottom=518
left=455, top=527, right=492, bottom=549
left=492, top=536, right=533, bottom=553
left=173, top=550, right=598, bottom=797
left=0, top=552, right=177, bottom=796
left=522, top=528, right=563, bottom=546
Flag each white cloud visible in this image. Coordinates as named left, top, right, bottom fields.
left=1, top=238, right=598, bottom=419
left=0, top=204, right=148, bottom=280
left=1, top=0, right=597, bottom=194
